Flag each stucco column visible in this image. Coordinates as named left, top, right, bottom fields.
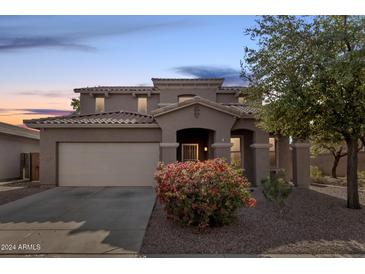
left=212, top=130, right=232, bottom=162
left=291, top=141, right=310, bottom=188
left=160, top=142, right=179, bottom=163
left=250, top=143, right=270, bottom=186
left=250, top=129, right=270, bottom=186
left=278, top=136, right=292, bottom=181
left=40, top=129, right=57, bottom=186
left=212, top=143, right=232, bottom=161
left=160, top=129, right=178, bottom=163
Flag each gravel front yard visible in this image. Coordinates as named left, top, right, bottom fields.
left=141, top=185, right=365, bottom=256
left=0, top=181, right=54, bottom=206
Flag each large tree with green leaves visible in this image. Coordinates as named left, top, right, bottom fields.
left=242, top=16, right=365, bottom=209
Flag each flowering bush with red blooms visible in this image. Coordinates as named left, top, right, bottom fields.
left=155, top=158, right=256, bottom=228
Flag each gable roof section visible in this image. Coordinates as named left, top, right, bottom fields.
left=0, top=122, right=39, bottom=140
left=24, top=111, right=158, bottom=129
left=151, top=96, right=247, bottom=118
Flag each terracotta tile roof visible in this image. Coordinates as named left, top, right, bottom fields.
left=74, top=85, right=245, bottom=94
left=151, top=78, right=225, bottom=81
left=74, top=86, right=156, bottom=93
left=24, top=111, right=156, bottom=128
left=219, top=86, right=246, bottom=91
left=216, top=87, right=247, bottom=94
left=222, top=103, right=257, bottom=115
left=152, top=78, right=225, bottom=88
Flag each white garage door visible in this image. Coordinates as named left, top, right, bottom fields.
left=58, top=143, right=159, bottom=186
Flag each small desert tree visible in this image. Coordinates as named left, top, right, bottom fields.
left=311, top=133, right=364, bottom=179
left=70, top=98, right=80, bottom=113
left=242, top=16, right=365, bottom=209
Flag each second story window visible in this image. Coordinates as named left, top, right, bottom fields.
left=138, top=96, right=148, bottom=114
left=178, top=95, right=195, bottom=103
left=95, top=97, right=105, bottom=113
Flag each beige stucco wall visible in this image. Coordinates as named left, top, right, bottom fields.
left=147, top=95, right=160, bottom=112
left=311, top=152, right=365, bottom=177
left=0, top=133, right=39, bottom=181
left=216, top=93, right=238, bottom=103
left=105, top=94, right=137, bottom=113
left=80, top=93, right=95, bottom=114
left=80, top=93, right=160, bottom=114
left=106, top=94, right=160, bottom=113
left=40, top=128, right=161, bottom=185
left=79, top=89, right=239, bottom=115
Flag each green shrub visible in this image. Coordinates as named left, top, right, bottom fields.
left=357, top=170, right=365, bottom=179
left=261, top=172, right=292, bottom=208
left=155, top=158, right=256, bottom=229
left=310, top=165, right=324, bottom=183
left=358, top=170, right=365, bottom=187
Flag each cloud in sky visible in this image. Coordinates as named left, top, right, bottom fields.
left=15, top=90, right=73, bottom=98
left=0, top=17, right=192, bottom=52
left=0, top=108, right=72, bottom=116
left=173, top=66, right=247, bottom=86
left=0, top=36, right=96, bottom=52
left=0, top=108, right=73, bottom=126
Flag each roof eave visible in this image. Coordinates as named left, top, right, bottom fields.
left=0, top=123, right=40, bottom=140
left=25, top=123, right=160, bottom=129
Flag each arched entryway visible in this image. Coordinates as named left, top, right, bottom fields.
left=176, top=128, right=215, bottom=161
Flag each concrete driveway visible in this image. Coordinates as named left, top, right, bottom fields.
left=0, top=187, right=155, bottom=256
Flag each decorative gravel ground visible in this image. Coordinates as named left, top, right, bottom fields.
left=141, top=185, right=365, bottom=256
left=0, top=181, right=54, bottom=206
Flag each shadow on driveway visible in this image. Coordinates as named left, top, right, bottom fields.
left=0, top=187, right=155, bottom=256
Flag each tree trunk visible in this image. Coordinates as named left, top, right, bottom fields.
left=345, top=138, right=361, bottom=209
left=331, top=156, right=340, bottom=179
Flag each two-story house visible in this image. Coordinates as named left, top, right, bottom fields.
left=24, top=78, right=310, bottom=187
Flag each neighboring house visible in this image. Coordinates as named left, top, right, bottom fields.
left=0, top=122, right=40, bottom=181
left=24, top=78, right=309, bottom=187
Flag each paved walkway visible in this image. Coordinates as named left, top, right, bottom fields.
left=0, top=187, right=155, bottom=256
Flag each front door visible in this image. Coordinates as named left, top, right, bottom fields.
left=181, top=144, right=199, bottom=161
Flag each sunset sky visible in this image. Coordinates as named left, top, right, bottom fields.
left=0, top=16, right=257, bottom=125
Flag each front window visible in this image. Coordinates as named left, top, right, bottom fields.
left=181, top=144, right=199, bottom=161
left=178, top=95, right=195, bottom=103
left=95, top=97, right=105, bottom=113
left=230, top=137, right=241, bottom=167
left=269, top=137, right=277, bottom=168
left=138, top=96, right=148, bottom=113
